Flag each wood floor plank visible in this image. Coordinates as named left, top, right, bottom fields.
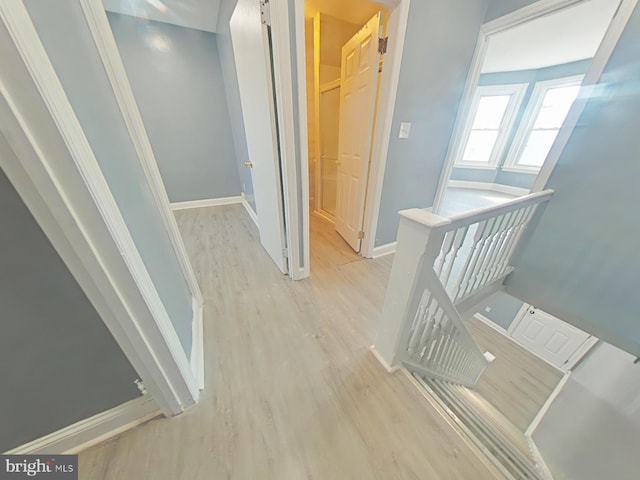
left=466, top=318, right=564, bottom=432
left=78, top=205, right=501, bottom=479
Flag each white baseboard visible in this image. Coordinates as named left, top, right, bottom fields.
left=170, top=196, right=243, bottom=211
left=448, top=180, right=530, bottom=197
left=312, top=209, right=335, bottom=224
left=473, top=313, right=509, bottom=335
left=241, top=192, right=259, bottom=229
left=372, top=241, right=397, bottom=258
left=369, top=345, right=400, bottom=373
left=190, top=298, right=205, bottom=391
left=5, top=396, right=160, bottom=455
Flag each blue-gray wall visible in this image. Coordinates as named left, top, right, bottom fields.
left=0, top=164, right=139, bottom=452
left=452, top=59, right=591, bottom=190
left=485, top=0, right=539, bottom=22
left=506, top=5, right=640, bottom=355
left=533, top=341, right=640, bottom=479
left=477, top=291, right=524, bottom=330
left=25, top=0, right=194, bottom=355
left=375, top=0, right=489, bottom=246
left=216, top=0, right=256, bottom=213
left=106, top=12, right=241, bottom=203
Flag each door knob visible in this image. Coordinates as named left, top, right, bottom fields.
left=243, top=161, right=253, bottom=168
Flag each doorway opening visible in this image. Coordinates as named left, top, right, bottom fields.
left=433, top=0, right=624, bottom=217
left=304, top=0, right=388, bottom=271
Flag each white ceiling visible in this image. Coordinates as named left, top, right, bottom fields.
left=482, top=0, right=620, bottom=73
left=103, top=0, right=221, bottom=33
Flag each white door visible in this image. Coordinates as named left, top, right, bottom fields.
left=335, top=12, right=382, bottom=252
left=230, top=0, right=288, bottom=273
left=512, top=307, right=591, bottom=369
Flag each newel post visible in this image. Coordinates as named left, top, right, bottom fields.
left=372, top=209, right=451, bottom=371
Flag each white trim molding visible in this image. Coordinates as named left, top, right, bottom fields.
left=4, top=396, right=160, bottom=455
left=170, top=196, right=242, bottom=211
left=532, top=0, right=639, bottom=191
left=289, top=0, right=411, bottom=263
left=448, top=180, right=530, bottom=197
left=372, top=241, right=397, bottom=259
left=452, top=83, right=528, bottom=169
left=241, top=192, right=259, bottom=229
left=503, top=75, right=584, bottom=172
left=190, top=298, right=205, bottom=391
left=272, top=0, right=309, bottom=280
left=0, top=1, right=198, bottom=415
left=79, top=0, right=204, bottom=309
left=370, top=345, right=400, bottom=374
left=473, top=313, right=509, bottom=335
left=432, top=0, right=639, bottom=213
left=361, top=0, right=411, bottom=259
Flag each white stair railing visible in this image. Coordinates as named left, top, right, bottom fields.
left=374, top=190, right=554, bottom=386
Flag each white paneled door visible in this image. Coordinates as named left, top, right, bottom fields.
left=334, top=12, right=382, bottom=252
left=230, top=0, right=288, bottom=273
left=512, top=307, right=591, bottom=369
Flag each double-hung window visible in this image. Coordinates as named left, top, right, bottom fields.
left=454, top=84, right=527, bottom=168
left=504, top=75, right=584, bottom=171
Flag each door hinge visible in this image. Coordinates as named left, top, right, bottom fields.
left=260, top=0, right=271, bottom=26
left=378, top=36, right=389, bottom=55
left=282, top=247, right=288, bottom=258
left=358, top=231, right=365, bottom=240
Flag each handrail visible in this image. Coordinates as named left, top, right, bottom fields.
left=398, top=189, right=554, bottom=231
left=446, top=189, right=554, bottom=229
left=375, top=189, right=555, bottom=387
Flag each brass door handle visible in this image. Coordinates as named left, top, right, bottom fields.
left=243, top=161, right=253, bottom=168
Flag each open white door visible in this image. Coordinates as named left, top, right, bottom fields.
left=334, top=12, right=383, bottom=252
left=230, top=0, right=288, bottom=273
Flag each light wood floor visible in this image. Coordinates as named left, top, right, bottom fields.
left=78, top=205, right=501, bottom=479
left=466, top=318, right=564, bottom=432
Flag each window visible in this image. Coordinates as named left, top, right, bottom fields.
left=505, top=76, right=584, bottom=171
left=454, top=84, right=527, bottom=168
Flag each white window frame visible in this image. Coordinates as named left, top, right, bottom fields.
left=503, top=74, right=585, bottom=173
left=453, top=83, right=527, bottom=169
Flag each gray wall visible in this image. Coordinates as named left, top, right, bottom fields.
left=106, top=12, right=241, bottom=203
left=0, top=165, right=139, bottom=452
left=533, top=342, right=640, bottom=479
left=216, top=0, right=256, bottom=213
left=25, top=0, right=194, bottom=355
left=506, top=6, right=640, bottom=355
left=477, top=291, right=524, bottom=330
left=452, top=59, right=591, bottom=190
left=375, top=0, right=489, bottom=246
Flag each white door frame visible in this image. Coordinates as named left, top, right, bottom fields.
left=431, top=0, right=639, bottom=214
left=273, top=0, right=411, bottom=277
left=78, top=0, right=205, bottom=389
left=0, top=1, right=199, bottom=415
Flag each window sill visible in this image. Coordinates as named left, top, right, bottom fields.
left=453, top=164, right=498, bottom=171
left=501, top=166, right=540, bottom=174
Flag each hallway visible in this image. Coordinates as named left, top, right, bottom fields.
left=78, top=204, right=500, bottom=479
